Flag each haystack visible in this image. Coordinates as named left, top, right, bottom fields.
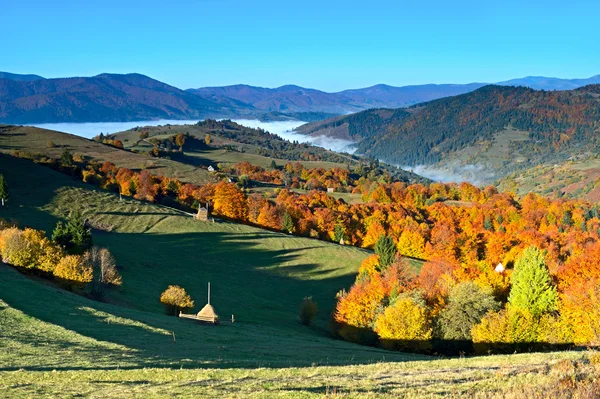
left=197, top=303, right=219, bottom=321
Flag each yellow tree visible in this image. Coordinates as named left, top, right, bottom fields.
left=374, top=297, right=432, bottom=351
left=213, top=181, right=247, bottom=220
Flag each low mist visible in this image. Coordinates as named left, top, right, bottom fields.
left=233, top=119, right=357, bottom=153
left=405, top=163, right=497, bottom=186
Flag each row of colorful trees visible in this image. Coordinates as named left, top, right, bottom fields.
left=19, top=151, right=600, bottom=274
left=0, top=216, right=121, bottom=296
left=333, top=237, right=600, bottom=354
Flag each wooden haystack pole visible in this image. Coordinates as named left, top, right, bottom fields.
left=179, top=282, right=219, bottom=324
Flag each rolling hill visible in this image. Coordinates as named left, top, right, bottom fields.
left=1, top=147, right=597, bottom=398
left=299, top=84, right=600, bottom=184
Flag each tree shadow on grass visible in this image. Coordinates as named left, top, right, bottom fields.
left=0, top=225, right=418, bottom=371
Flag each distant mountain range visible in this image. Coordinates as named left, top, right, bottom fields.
left=0, top=72, right=45, bottom=82
left=497, top=75, right=600, bottom=90
left=0, top=71, right=598, bottom=124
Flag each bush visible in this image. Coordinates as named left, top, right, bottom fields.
left=53, top=254, right=93, bottom=288
left=471, top=306, right=540, bottom=353
left=160, top=285, right=194, bottom=316
left=0, top=228, right=60, bottom=273
left=299, top=296, right=318, bottom=326
left=374, top=296, right=432, bottom=351
left=438, top=282, right=501, bottom=340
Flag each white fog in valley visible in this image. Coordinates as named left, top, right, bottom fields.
left=29, top=120, right=203, bottom=139
left=28, top=119, right=357, bottom=153
left=404, top=163, right=497, bottom=186
left=232, top=119, right=357, bottom=153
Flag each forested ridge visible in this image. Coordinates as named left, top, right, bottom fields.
left=303, top=85, right=600, bottom=170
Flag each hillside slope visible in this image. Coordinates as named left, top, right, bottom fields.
left=1, top=155, right=597, bottom=398
left=0, top=124, right=212, bottom=185
left=300, top=85, right=600, bottom=182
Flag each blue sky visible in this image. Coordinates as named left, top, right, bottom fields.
left=2, top=0, right=599, bottom=91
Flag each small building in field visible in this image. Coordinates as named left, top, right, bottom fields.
left=207, top=165, right=215, bottom=172
left=195, top=204, right=210, bottom=221
left=327, top=187, right=335, bottom=193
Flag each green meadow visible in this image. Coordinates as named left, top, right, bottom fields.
left=1, top=154, right=597, bottom=398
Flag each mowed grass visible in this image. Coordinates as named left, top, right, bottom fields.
left=1, top=283, right=597, bottom=398
left=1, top=155, right=596, bottom=398
left=0, top=125, right=212, bottom=185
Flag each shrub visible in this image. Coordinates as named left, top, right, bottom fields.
left=299, top=296, right=318, bottom=326
left=438, top=282, right=501, bottom=340
left=471, top=306, right=540, bottom=353
left=53, top=254, right=93, bottom=288
left=0, top=227, right=26, bottom=265
left=374, top=296, right=432, bottom=351
left=160, top=285, right=194, bottom=316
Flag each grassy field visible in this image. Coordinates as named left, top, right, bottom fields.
left=0, top=125, right=212, bottom=185
left=1, top=155, right=597, bottom=398
left=1, top=280, right=597, bottom=398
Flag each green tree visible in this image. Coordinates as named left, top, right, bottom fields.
left=0, top=174, right=8, bottom=207
left=483, top=216, right=494, bottom=231
left=375, top=235, right=396, bottom=270
left=508, top=246, right=558, bottom=317
left=438, top=282, right=501, bottom=340
left=282, top=212, right=295, bottom=234
left=334, top=223, right=346, bottom=243
left=270, top=160, right=277, bottom=169
left=60, top=149, right=74, bottom=167
left=51, top=212, right=92, bottom=252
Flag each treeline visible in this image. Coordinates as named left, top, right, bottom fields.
left=226, top=160, right=399, bottom=192
left=334, top=240, right=599, bottom=354
left=0, top=214, right=121, bottom=297
left=353, top=85, right=600, bottom=167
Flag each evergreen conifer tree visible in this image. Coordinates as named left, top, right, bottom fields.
left=508, top=246, right=558, bottom=317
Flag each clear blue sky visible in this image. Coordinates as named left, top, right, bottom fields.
left=2, top=0, right=599, bottom=91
